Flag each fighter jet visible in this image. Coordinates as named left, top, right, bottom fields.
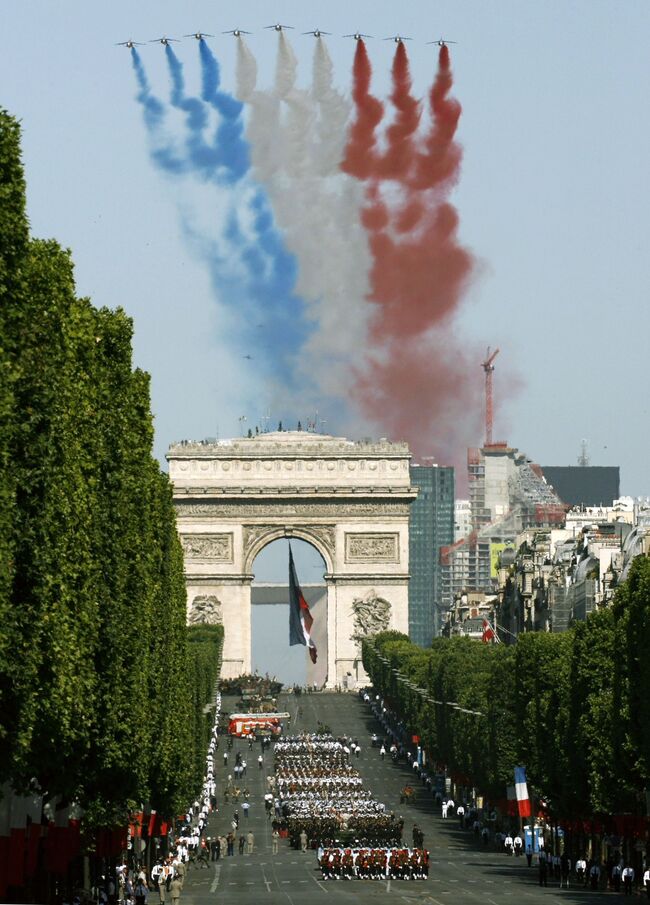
left=302, top=29, right=331, bottom=38
left=243, top=354, right=253, bottom=360
left=149, top=37, right=180, bottom=46
left=184, top=32, right=215, bottom=41
left=265, top=23, right=294, bottom=31
left=223, top=28, right=252, bottom=37
left=116, top=40, right=144, bottom=48
left=383, top=35, right=412, bottom=43
left=427, top=37, right=458, bottom=46
left=344, top=32, right=373, bottom=41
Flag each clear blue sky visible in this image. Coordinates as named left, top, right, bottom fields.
left=2, top=1, right=649, bottom=494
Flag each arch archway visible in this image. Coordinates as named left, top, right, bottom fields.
left=244, top=525, right=334, bottom=576
left=168, top=432, right=416, bottom=687
left=250, top=537, right=327, bottom=686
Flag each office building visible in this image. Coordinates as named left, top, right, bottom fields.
left=541, top=465, right=620, bottom=508
left=408, top=464, right=455, bottom=646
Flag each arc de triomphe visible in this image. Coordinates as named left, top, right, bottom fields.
left=167, top=432, right=417, bottom=687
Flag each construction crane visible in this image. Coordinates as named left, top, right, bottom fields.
left=481, top=347, right=499, bottom=446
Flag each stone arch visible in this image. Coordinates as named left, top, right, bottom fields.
left=243, top=525, right=334, bottom=576
left=168, top=431, right=416, bottom=686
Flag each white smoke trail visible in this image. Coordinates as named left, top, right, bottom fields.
left=239, top=35, right=373, bottom=412
left=237, top=37, right=281, bottom=182
left=235, top=37, right=257, bottom=101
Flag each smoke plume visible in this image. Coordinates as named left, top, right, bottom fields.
left=131, top=43, right=311, bottom=393
left=239, top=35, right=372, bottom=418
left=343, top=43, right=482, bottom=464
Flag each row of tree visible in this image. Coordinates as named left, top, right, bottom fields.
left=0, top=109, right=221, bottom=828
left=362, top=555, right=650, bottom=821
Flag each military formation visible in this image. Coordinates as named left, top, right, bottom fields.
left=319, top=847, right=429, bottom=880
left=270, top=733, right=427, bottom=877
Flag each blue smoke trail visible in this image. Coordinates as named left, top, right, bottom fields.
left=165, top=46, right=227, bottom=182
left=130, top=44, right=312, bottom=389
left=198, top=41, right=250, bottom=182
left=226, top=190, right=312, bottom=365
left=131, top=48, right=185, bottom=174
left=164, top=46, right=207, bottom=133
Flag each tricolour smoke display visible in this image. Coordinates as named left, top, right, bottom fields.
left=127, top=36, right=485, bottom=464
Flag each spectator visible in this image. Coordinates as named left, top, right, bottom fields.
left=134, top=879, right=148, bottom=905
left=622, top=865, right=634, bottom=896
left=589, top=863, right=600, bottom=890
left=560, top=853, right=571, bottom=889
left=169, top=877, right=182, bottom=905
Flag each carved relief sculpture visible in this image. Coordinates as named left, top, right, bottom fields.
left=180, top=533, right=234, bottom=561
left=351, top=590, right=392, bottom=646
left=189, top=595, right=223, bottom=625
left=176, top=502, right=410, bottom=518
left=345, top=532, right=399, bottom=563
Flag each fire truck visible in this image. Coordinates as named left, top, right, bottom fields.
left=227, top=712, right=290, bottom=738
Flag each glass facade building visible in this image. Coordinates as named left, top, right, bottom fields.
left=408, top=464, right=455, bottom=646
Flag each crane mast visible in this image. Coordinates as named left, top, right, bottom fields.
left=481, top=346, right=499, bottom=446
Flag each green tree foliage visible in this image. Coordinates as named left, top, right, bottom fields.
left=511, top=633, right=571, bottom=812
left=363, top=564, right=649, bottom=820
left=0, top=110, right=219, bottom=828
left=187, top=625, right=224, bottom=793
left=0, top=110, right=28, bottom=759
left=611, top=555, right=650, bottom=808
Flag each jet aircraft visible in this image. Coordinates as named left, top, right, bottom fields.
left=223, top=28, right=252, bottom=37
left=149, top=37, right=180, bottom=46
left=384, top=35, right=412, bottom=43
left=427, top=38, right=458, bottom=46
left=184, top=32, right=215, bottom=41
left=116, top=40, right=143, bottom=48
left=243, top=355, right=253, bottom=360
left=302, top=29, right=331, bottom=38
left=265, top=23, right=294, bottom=31
left=344, top=32, right=373, bottom=41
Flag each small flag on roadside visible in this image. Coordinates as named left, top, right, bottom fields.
left=289, top=545, right=317, bottom=663
left=482, top=618, right=496, bottom=643
left=514, top=766, right=531, bottom=818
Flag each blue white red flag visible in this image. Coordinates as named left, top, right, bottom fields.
left=289, top=545, right=317, bottom=664
left=514, top=766, right=531, bottom=818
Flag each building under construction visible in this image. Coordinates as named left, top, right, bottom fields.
left=440, top=443, right=566, bottom=610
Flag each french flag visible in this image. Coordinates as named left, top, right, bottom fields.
left=514, top=766, right=531, bottom=818
left=289, top=545, right=317, bottom=664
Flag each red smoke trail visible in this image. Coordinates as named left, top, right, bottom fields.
left=377, top=41, right=421, bottom=178
left=363, top=198, right=474, bottom=338
left=356, top=334, right=482, bottom=462
left=340, top=40, right=383, bottom=179
left=411, top=44, right=462, bottom=191
left=344, top=44, right=481, bottom=465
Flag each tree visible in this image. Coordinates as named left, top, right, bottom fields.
left=0, top=111, right=221, bottom=833
left=612, top=556, right=650, bottom=811
left=0, top=109, right=29, bottom=775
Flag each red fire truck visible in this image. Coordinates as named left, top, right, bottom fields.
left=227, top=712, right=290, bottom=738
